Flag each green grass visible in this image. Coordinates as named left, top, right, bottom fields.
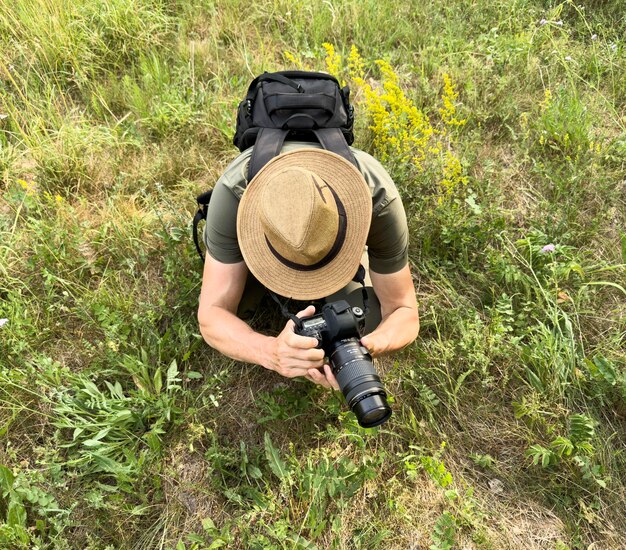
left=1, top=0, right=625, bottom=548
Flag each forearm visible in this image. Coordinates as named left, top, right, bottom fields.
left=361, top=306, right=419, bottom=357
left=199, top=305, right=275, bottom=369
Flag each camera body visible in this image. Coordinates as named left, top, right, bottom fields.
left=296, top=300, right=366, bottom=355
left=296, top=300, right=392, bottom=428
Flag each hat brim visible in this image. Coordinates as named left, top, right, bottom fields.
left=237, top=149, right=372, bottom=300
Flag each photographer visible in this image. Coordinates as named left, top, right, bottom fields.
left=197, top=143, right=419, bottom=391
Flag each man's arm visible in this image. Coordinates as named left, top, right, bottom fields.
left=197, top=255, right=327, bottom=379
left=360, top=264, right=419, bottom=357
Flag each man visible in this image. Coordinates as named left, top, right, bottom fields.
left=197, top=142, right=419, bottom=390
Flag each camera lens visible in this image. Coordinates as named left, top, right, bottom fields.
left=330, top=339, right=392, bottom=428
left=353, top=394, right=391, bottom=428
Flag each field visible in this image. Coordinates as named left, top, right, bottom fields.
left=1, top=0, right=625, bottom=548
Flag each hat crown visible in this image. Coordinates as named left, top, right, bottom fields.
left=236, top=148, right=373, bottom=300
left=260, top=168, right=339, bottom=265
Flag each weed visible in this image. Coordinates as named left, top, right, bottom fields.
left=430, top=511, right=457, bottom=550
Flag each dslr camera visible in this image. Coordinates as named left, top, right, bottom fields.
left=295, top=300, right=392, bottom=428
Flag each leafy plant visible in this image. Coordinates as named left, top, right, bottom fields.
left=470, top=453, right=495, bottom=469
left=0, top=465, right=68, bottom=548
left=52, top=359, right=183, bottom=484
left=430, top=511, right=457, bottom=550
left=526, top=413, right=608, bottom=487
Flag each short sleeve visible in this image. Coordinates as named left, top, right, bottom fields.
left=366, top=195, right=409, bottom=274
left=353, top=149, right=409, bottom=274
left=203, top=179, right=244, bottom=264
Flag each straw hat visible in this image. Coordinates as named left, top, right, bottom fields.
left=237, top=149, right=372, bottom=300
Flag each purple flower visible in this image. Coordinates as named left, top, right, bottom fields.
left=541, top=244, right=556, bottom=253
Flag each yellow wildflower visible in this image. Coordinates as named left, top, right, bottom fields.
left=438, top=151, right=468, bottom=203
left=540, top=88, right=552, bottom=111
left=283, top=50, right=303, bottom=69
left=438, top=73, right=467, bottom=127
left=322, top=43, right=341, bottom=79
left=18, top=179, right=37, bottom=196
left=326, top=44, right=473, bottom=181
left=353, top=58, right=434, bottom=170
left=347, top=45, right=365, bottom=81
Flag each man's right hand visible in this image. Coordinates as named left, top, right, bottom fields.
left=264, top=305, right=325, bottom=378
left=199, top=258, right=334, bottom=390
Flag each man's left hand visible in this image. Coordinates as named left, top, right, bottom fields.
left=305, top=364, right=339, bottom=390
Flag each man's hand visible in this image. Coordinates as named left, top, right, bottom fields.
left=359, top=266, right=419, bottom=357
left=305, top=364, right=340, bottom=391
left=359, top=333, right=388, bottom=358
left=266, top=305, right=324, bottom=376
left=265, top=305, right=339, bottom=390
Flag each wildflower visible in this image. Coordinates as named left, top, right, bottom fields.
left=610, top=44, right=617, bottom=52
left=322, top=43, right=341, bottom=79
left=347, top=45, right=365, bottom=80
left=18, top=179, right=37, bottom=196
left=107, top=340, right=119, bottom=352
left=555, top=20, right=563, bottom=26
left=591, top=34, right=598, bottom=40
left=0, top=114, right=7, bottom=120
left=540, top=19, right=548, bottom=26
left=438, top=151, right=468, bottom=203
left=283, top=50, right=301, bottom=68
left=541, top=244, right=556, bottom=253
left=438, top=73, right=467, bottom=127
left=0, top=319, right=8, bottom=328
left=354, top=57, right=434, bottom=170
left=540, top=89, right=552, bottom=111
left=565, top=56, right=572, bottom=61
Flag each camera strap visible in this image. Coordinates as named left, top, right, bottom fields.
left=268, top=290, right=303, bottom=330
left=353, top=264, right=369, bottom=316
left=267, top=263, right=368, bottom=328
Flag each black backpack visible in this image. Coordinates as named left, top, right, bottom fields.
left=192, top=71, right=358, bottom=260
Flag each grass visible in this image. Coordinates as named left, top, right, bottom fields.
left=1, top=0, right=625, bottom=548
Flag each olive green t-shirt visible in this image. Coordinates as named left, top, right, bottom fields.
left=204, top=142, right=409, bottom=274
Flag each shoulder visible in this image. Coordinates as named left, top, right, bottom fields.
left=216, top=144, right=401, bottom=213
left=215, top=148, right=253, bottom=199
left=350, top=147, right=401, bottom=215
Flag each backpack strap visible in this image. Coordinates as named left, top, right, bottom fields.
left=192, top=189, right=213, bottom=262
left=248, top=127, right=358, bottom=181
left=313, top=128, right=358, bottom=168
left=248, top=127, right=289, bottom=180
